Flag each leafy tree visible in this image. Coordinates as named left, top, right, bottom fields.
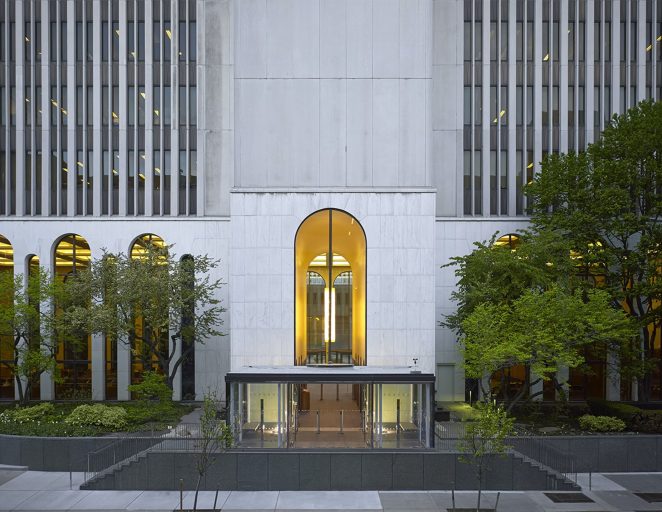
left=62, top=244, right=225, bottom=392
left=459, top=401, right=514, bottom=512
left=526, top=100, right=662, bottom=401
left=460, top=286, right=637, bottom=411
left=0, top=268, right=71, bottom=405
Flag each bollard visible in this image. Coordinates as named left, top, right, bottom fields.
left=340, top=410, right=344, bottom=434
left=179, top=479, right=184, bottom=511
left=316, top=410, right=320, bottom=434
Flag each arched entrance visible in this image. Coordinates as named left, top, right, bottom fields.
left=294, top=209, right=366, bottom=366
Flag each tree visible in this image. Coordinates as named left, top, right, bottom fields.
left=459, top=401, right=514, bottom=512
left=0, top=268, right=70, bottom=405
left=460, top=285, right=637, bottom=411
left=192, top=393, right=233, bottom=511
left=62, top=244, right=225, bottom=392
left=526, top=100, right=662, bottom=401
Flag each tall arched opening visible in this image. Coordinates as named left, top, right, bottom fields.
left=294, top=209, right=366, bottom=366
left=0, top=235, right=14, bottom=400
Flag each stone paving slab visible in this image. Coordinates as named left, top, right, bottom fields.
left=576, top=474, right=627, bottom=492
left=0, top=471, right=66, bottom=491
left=378, top=491, right=437, bottom=509
left=222, top=491, right=279, bottom=510
left=71, top=491, right=143, bottom=510
left=603, top=473, right=662, bottom=492
left=0, top=491, right=38, bottom=511
left=12, top=490, right=91, bottom=510
left=591, top=490, right=662, bottom=511
left=278, top=491, right=382, bottom=510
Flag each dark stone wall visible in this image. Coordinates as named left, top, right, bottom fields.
left=82, top=450, right=574, bottom=491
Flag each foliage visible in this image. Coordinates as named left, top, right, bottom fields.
left=578, top=414, right=626, bottom=432
left=459, top=401, right=514, bottom=512
left=59, top=244, right=225, bottom=391
left=192, top=393, right=233, bottom=511
left=2, top=402, right=55, bottom=423
left=65, top=404, right=128, bottom=431
left=0, top=268, right=78, bottom=405
left=0, top=401, right=193, bottom=436
left=461, top=285, right=636, bottom=410
left=526, top=100, right=662, bottom=401
left=127, top=371, right=172, bottom=402
left=443, top=230, right=574, bottom=333
left=588, top=400, right=662, bottom=433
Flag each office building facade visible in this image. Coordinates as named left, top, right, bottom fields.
left=1, top=0, right=662, bottom=437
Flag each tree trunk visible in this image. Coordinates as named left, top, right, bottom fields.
left=15, top=374, right=24, bottom=405
left=193, top=473, right=202, bottom=511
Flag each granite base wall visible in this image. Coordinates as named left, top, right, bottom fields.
left=83, top=451, right=561, bottom=491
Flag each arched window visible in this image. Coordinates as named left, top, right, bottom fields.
left=54, top=234, right=92, bottom=400
left=294, top=209, right=366, bottom=366
left=0, top=235, right=14, bottom=400
left=129, top=234, right=168, bottom=387
left=493, top=233, right=520, bottom=250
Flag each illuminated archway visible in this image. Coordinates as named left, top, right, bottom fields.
left=295, top=209, right=366, bottom=365
left=0, top=235, right=14, bottom=400
left=129, top=234, right=168, bottom=388
left=53, top=234, right=92, bottom=399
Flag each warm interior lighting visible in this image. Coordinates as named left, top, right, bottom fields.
left=51, top=99, right=58, bottom=106
left=323, top=287, right=336, bottom=343
left=62, top=166, right=69, bottom=173
left=646, top=44, right=653, bottom=52
left=76, top=161, right=84, bottom=168
left=165, top=29, right=172, bottom=39
left=657, top=35, right=662, bottom=42
left=140, top=92, right=146, bottom=100
left=139, top=173, right=146, bottom=180
left=24, top=36, right=30, bottom=42
left=309, top=253, right=350, bottom=267
left=130, top=51, right=137, bottom=59
left=527, top=162, right=534, bottom=169
left=500, top=109, right=506, bottom=117
left=543, top=53, right=550, bottom=61
left=154, top=109, right=160, bottom=116
left=0, top=236, right=14, bottom=267
left=154, top=167, right=161, bottom=174
left=115, top=29, right=120, bottom=37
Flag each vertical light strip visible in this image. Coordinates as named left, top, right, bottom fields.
left=559, top=0, right=569, bottom=154
left=507, top=0, right=516, bottom=216
left=637, top=0, right=646, bottom=100
left=82, top=0, right=88, bottom=215
left=171, top=0, right=179, bottom=216
left=118, top=0, right=127, bottom=215
left=66, top=0, right=75, bottom=216
left=92, top=0, right=101, bottom=216
left=56, top=0, right=62, bottom=215
left=185, top=0, right=191, bottom=216
left=15, top=0, right=25, bottom=216
left=611, top=0, right=620, bottom=125
left=585, top=0, right=594, bottom=145
left=481, top=0, right=489, bottom=216
left=145, top=0, right=154, bottom=216
left=159, top=0, right=165, bottom=215
left=30, top=1, right=37, bottom=215
left=533, top=0, right=542, bottom=176
left=41, top=0, right=51, bottom=215
left=469, top=0, right=475, bottom=216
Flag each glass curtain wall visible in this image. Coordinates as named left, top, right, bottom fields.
left=228, top=380, right=433, bottom=449
left=54, top=234, right=92, bottom=399
left=0, top=235, right=14, bottom=400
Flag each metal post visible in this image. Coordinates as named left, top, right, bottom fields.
left=260, top=398, right=265, bottom=447
left=316, top=410, right=320, bottom=434
left=277, top=383, right=282, bottom=448
left=336, top=384, right=339, bottom=400
left=340, top=410, right=344, bottom=434
left=396, top=399, right=401, bottom=446
left=320, top=383, right=324, bottom=400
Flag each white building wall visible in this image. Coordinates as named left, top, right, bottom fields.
left=229, top=191, right=437, bottom=375
left=233, top=0, right=433, bottom=189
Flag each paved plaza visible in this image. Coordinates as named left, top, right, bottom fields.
left=1, top=466, right=662, bottom=511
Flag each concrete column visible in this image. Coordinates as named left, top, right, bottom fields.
left=116, top=337, right=131, bottom=400
left=530, top=373, right=543, bottom=401
left=606, top=351, right=621, bottom=401
left=169, top=329, right=182, bottom=401
left=91, top=333, right=105, bottom=401
left=556, top=366, right=570, bottom=401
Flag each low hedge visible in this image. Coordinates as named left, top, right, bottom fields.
left=588, top=400, right=662, bottom=433
left=578, top=414, right=626, bottom=432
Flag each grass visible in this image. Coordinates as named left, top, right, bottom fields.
left=0, top=401, right=195, bottom=437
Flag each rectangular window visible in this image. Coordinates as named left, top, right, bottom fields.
left=464, top=22, right=472, bottom=61
left=474, top=86, right=482, bottom=125
left=189, top=21, right=197, bottom=61
left=163, top=86, right=171, bottom=125
left=463, top=150, right=471, bottom=215
left=189, top=87, right=197, bottom=126
left=178, top=21, right=187, bottom=61
left=464, top=87, right=471, bottom=125
left=87, top=86, right=93, bottom=126
left=138, top=86, right=145, bottom=126
left=128, top=86, right=135, bottom=126
left=179, top=87, right=186, bottom=126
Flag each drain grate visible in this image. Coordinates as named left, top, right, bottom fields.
left=544, top=492, right=594, bottom=503
left=635, top=493, right=662, bottom=503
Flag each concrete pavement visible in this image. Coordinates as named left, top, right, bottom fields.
left=1, top=466, right=662, bottom=511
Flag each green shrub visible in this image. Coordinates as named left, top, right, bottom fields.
left=65, top=404, right=128, bottom=431
left=588, top=400, right=640, bottom=421
left=578, top=414, right=626, bottom=432
left=631, top=409, right=662, bottom=433
left=127, top=371, right=172, bottom=402
left=0, top=403, right=56, bottom=423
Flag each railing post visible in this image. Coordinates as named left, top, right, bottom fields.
left=340, top=410, right=344, bottom=434
left=316, top=410, right=320, bottom=434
